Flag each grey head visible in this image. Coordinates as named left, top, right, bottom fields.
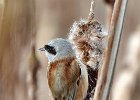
left=39, top=38, right=75, bottom=62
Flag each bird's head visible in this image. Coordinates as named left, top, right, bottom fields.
left=39, top=38, right=75, bottom=62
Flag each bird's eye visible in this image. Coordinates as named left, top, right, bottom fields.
left=44, top=45, right=56, bottom=55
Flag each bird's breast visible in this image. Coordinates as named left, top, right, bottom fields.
left=47, top=62, right=66, bottom=93
left=47, top=57, right=80, bottom=98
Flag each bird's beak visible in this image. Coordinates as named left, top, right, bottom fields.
left=38, top=47, right=45, bottom=51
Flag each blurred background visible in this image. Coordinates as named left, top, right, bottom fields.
left=0, top=0, right=140, bottom=100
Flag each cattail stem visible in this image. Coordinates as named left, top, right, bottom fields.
left=88, top=0, right=95, bottom=20
left=93, top=0, right=128, bottom=100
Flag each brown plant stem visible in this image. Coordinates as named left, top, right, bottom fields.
left=93, top=0, right=128, bottom=100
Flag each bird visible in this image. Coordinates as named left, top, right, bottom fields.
left=39, top=0, right=106, bottom=100
left=39, top=38, right=88, bottom=100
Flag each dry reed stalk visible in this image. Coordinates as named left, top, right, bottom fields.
left=104, top=0, right=115, bottom=28
left=93, top=0, right=128, bottom=100
left=0, top=0, right=38, bottom=100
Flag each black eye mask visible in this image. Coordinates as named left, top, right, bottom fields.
left=44, top=45, right=57, bottom=55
